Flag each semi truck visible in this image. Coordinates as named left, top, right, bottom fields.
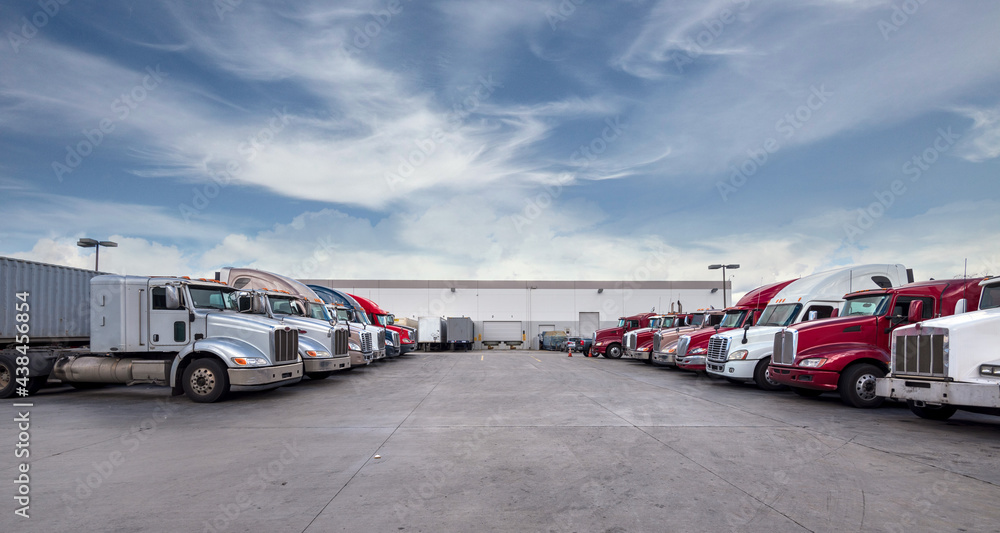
left=876, top=276, right=1000, bottom=420
left=0, top=258, right=303, bottom=403
left=662, top=279, right=796, bottom=371
left=240, top=288, right=351, bottom=379
left=349, top=293, right=409, bottom=357
left=307, top=285, right=382, bottom=365
left=705, top=264, right=911, bottom=389
left=591, top=312, right=658, bottom=359
left=769, top=278, right=983, bottom=408
left=219, top=269, right=384, bottom=365
left=637, top=311, right=724, bottom=364
left=623, top=315, right=670, bottom=361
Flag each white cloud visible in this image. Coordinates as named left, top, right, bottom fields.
left=954, top=106, right=1000, bottom=162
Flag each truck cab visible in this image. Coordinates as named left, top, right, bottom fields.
left=623, top=315, right=671, bottom=361
left=307, top=285, right=387, bottom=363
left=237, top=288, right=351, bottom=379
left=705, top=265, right=910, bottom=390
left=592, top=313, right=657, bottom=358
left=349, top=293, right=411, bottom=356
left=660, top=279, right=796, bottom=370
left=876, top=277, right=1000, bottom=420
left=643, top=311, right=723, bottom=365
left=769, top=278, right=983, bottom=408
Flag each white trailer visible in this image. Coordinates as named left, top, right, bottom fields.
left=417, top=316, right=447, bottom=351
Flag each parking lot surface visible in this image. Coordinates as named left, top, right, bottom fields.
left=4, top=350, right=1000, bottom=532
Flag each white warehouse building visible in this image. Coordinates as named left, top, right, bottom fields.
left=300, top=279, right=729, bottom=349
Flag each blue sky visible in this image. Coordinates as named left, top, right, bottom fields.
left=2, top=0, right=999, bottom=295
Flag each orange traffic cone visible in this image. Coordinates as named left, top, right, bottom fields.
left=567, top=346, right=572, bottom=357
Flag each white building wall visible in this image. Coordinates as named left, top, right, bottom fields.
left=301, top=280, right=729, bottom=349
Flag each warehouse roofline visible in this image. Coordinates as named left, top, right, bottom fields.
left=299, top=279, right=729, bottom=290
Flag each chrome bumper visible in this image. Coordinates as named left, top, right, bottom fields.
left=229, top=362, right=303, bottom=391
left=303, top=356, right=350, bottom=373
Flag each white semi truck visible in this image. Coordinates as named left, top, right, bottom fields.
left=0, top=258, right=303, bottom=403
left=705, top=264, right=911, bottom=389
left=876, top=276, right=1000, bottom=420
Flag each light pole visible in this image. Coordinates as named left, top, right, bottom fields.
left=708, top=264, right=740, bottom=308
left=77, top=238, right=118, bottom=272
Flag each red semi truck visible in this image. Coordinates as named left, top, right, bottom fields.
left=769, top=278, right=984, bottom=408
left=348, top=294, right=416, bottom=355
left=665, top=280, right=796, bottom=371
left=591, top=312, right=658, bottom=358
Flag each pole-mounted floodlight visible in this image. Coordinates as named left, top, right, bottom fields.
left=77, top=238, right=118, bottom=272
left=708, top=263, right=740, bottom=307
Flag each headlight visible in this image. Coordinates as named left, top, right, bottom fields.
left=728, top=350, right=749, bottom=361
left=980, top=365, right=1000, bottom=376
left=689, top=348, right=707, bottom=355
left=639, top=346, right=650, bottom=352
left=666, top=346, right=677, bottom=354
left=596, top=341, right=604, bottom=346
left=349, top=342, right=361, bottom=351
left=798, top=358, right=827, bottom=368
left=305, top=350, right=331, bottom=358
left=232, top=357, right=269, bottom=366
left=386, top=339, right=395, bottom=347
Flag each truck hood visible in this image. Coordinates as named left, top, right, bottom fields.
left=787, top=316, right=878, bottom=357
left=683, top=327, right=738, bottom=350
left=894, top=307, right=1000, bottom=380
left=714, top=325, right=784, bottom=349
left=595, top=327, right=624, bottom=342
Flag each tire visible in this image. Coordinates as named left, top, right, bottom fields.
left=0, top=355, right=15, bottom=398
left=753, top=357, right=786, bottom=391
left=838, top=363, right=885, bottom=409
left=605, top=344, right=623, bottom=359
left=182, top=358, right=229, bottom=403
left=791, top=387, right=823, bottom=398
left=306, top=371, right=332, bottom=380
left=907, top=400, right=958, bottom=421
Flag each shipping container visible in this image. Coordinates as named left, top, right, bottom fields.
left=0, top=257, right=99, bottom=344
left=417, top=316, right=448, bottom=350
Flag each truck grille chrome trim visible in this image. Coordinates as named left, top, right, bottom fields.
left=361, top=331, right=373, bottom=353
left=653, top=333, right=661, bottom=353
left=334, top=329, right=349, bottom=356
left=772, top=330, right=797, bottom=366
left=707, top=337, right=731, bottom=364
left=893, top=329, right=949, bottom=378
left=378, top=330, right=386, bottom=350
left=676, top=336, right=690, bottom=358
left=272, top=329, right=298, bottom=363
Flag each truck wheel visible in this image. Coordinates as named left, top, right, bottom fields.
left=605, top=344, right=623, bottom=359
left=182, top=358, right=229, bottom=403
left=907, top=400, right=957, bottom=421
left=791, top=387, right=823, bottom=398
left=306, top=371, right=332, bottom=380
left=838, top=363, right=885, bottom=409
left=0, top=356, right=14, bottom=398
left=753, top=357, right=786, bottom=391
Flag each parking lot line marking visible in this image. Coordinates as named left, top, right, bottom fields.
left=481, top=355, right=484, bottom=361
left=532, top=356, right=542, bottom=363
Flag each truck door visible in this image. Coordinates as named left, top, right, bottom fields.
left=880, top=296, right=934, bottom=349
left=148, top=285, right=190, bottom=348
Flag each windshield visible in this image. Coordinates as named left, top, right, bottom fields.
left=189, top=287, right=236, bottom=310
left=306, top=302, right=331, bottom=320
left=757, top=303, right=803, bottom=327
left=617, top=318, right=626, bottom=327
left=648, top=318, right=662, bottom=329
left=981, top=283, right=1000, bottom=310
left=269, top=296, right=302, bottom=316
left=689, top=314, right=706, bottom=326
left=335, top=308, right=352, bottom=322
left=843, top=295, right=891, bottom=316
left=719, top=310, right=747, bottom=328
left=376, top=314, right=392, bottom=326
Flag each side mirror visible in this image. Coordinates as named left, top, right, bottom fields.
left=252, top=295, right=266, bottom=314
left=907, top=300, right=924, bottom=324
left=954, top=298, right=967, bottom=315
left=830, top=308, right=839, bottom=318
left=237, top=294, right=253, bottom=313
left=807, top=310, right=819, bottom=321
left=165, top=286, right=181, bottom=310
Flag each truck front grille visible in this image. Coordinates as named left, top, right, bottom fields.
left=772, top=330, right=797, bottom=366
left=361, top=331, right=373, bottom=353
left=676, top=336, right=690, bottom=357
left=272, top=329, right=298, bottom=363
left=653, top=333, right=661, bottom=353
left=893, top=331, right=948, bottom=378
left=390, top=330, right=400, bottom=348
left=626, top=333, right=636, bottom=351
left=377, top=330, right=386, bottom=350
left=707, top=336, right=731, bottom=364
left=334, top=328, right=349, bottom=356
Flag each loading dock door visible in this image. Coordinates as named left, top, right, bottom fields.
left=483, top=321, right=523, bottom=343
left=579, top=312, right=600, bottom=339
